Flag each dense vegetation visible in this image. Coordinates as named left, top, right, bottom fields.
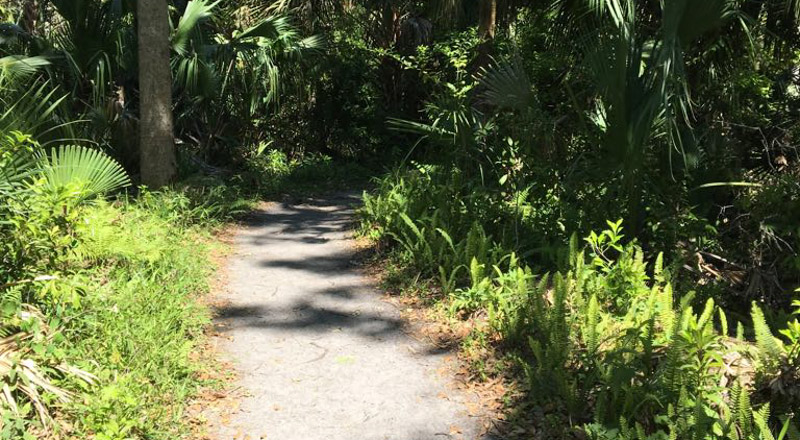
left=0, top=142, right=218, bottom=438
left=345, top=0, right=800, bottom=438
left=0, top=0, right=799, bottom=438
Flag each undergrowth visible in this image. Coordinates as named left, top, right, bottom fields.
left=0, top=187, right=230, bottom=439
left=234, top=148, right=373, bottom=196
left=0, top=135, right=247, bottom=439
left=0, top=134, right=373, bottom=437
left=60, top=196, right=219, bottom=439
left=359, top=168, right=800, bottom=439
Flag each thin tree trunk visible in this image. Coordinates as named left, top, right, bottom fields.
left=22, top=0, right=38, bottom=35
left=478, top=0, right=497, bottom=39
left=137, top=0, right=176, bottom=187
left=474, top=0, right=498, bottom=72
left=380, top=2, right=397, bottom=48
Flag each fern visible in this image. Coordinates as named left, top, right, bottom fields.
left=718, top=308, right=729, bottom=337
left=657, top=284, right=676, bottom=340
left=697, top=298, right=715, bottom=332
left=736, top=383, right=755, bottom=439
left=585, top=294, right=600, bottom=353
left=752, top=302, right=784, bottom=368
left=653, top=252, right=665, bottom=283
left=754, top=404, right=774, bottom=440
left=468, top=257, right=485, bottom=286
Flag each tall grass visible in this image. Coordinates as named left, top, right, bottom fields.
left=61, top=197, right=216, bottom=439
left=0, top=184, right=230, bottom=439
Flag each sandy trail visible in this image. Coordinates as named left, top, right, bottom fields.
left=215, top=191, right=487, bottom=440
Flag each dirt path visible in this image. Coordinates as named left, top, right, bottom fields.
left=215, top=192, right=488, bottom=440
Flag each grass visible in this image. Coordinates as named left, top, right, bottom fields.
left=58, top=198, right=219, bottom=439
left=0, top=186, right=237, bottom=440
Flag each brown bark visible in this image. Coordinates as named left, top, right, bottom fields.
left=137, top=0, right=176, bottom=188
left=478, top=0, right=497, bottom=39
left=22, top=0, right=38, bottom=35
left=379, top=2, right=398, bottom=48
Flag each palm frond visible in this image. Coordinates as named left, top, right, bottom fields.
left=0, top=81, right=69, bottom=139
left=298, top=34, right=326, bottom=51
left=478, top=58, right=532, bottom=111
left=0, top=56, right=50, bottom=81
left=236, top=15, right=293, bottom=40
left=387, top=117, right=458, bottom=144
left=0, top=138, right=36, bottom=200
left=172, top=0, right=220, bottom=56
left=36, top=145, right=131, bottom=200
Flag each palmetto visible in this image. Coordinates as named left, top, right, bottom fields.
left=478, top=0, right=739, bottom=230
left=35, top=144, right=130, bottom=201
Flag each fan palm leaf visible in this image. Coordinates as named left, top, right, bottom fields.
left=0, top=56, right=49, bottom=80
left=477, top=57, right=532, bottom=111
left=572, top=0, right=739, bottom=229
left=36, top=145, right=131, bottom=200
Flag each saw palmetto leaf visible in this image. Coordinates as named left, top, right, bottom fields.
left=478, top=58, right=533, bottom=111
left=172, top=0, right=220, bottom=56
left=36, top=145, right=131, bottom=200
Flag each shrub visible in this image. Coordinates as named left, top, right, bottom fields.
left=360, top=170, right=800, bottom=438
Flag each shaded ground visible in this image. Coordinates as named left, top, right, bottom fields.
left=215, top=191, right=490, bottom=440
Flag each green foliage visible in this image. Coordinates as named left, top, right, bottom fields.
left=238, top=148, right=370, bottom=195
left=0, top=131, right=235, bottom=436
left=2, top=0, right=800, bottom=437
left=0, top=185, right=226, bottom=438
left=61, top=196, right=215, bottom=439
left=36, top=144, right=130, bottom=203
left=361, top=169, right=800, bottom=437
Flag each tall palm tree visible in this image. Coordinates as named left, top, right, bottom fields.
left=137, top=0, right=175, bottom=187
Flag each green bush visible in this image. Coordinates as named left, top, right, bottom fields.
left=0, top=137, right=231, bottom=438
left=240, top=149, right=370, bottom=195
left=360, top=171, right=800, bottom=438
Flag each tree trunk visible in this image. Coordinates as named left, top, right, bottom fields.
left=137, top=0, right=176, bottom=188
left=478, top=0, right=497, bottom=39
left=22, top=0, right=39, bottom=35
left=474, top=0, right=497, bottom=72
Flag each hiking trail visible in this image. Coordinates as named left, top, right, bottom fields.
left=215, top=191, right=489, bottom=440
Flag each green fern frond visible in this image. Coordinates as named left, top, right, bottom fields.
left=697, top=298, right=715, bottom=331
left=585, top=295, right=600, bottom=353
left=658, top=283, right=676, bottom=340
left=718, top=308, right=729, bottom=337
left=653, top=252, right=664, bottom=283
left=751, top=303, right=784, bottom=364
left=736, top=383, right=754, bottom=438
left=754, top=404, right=775, bottom=440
